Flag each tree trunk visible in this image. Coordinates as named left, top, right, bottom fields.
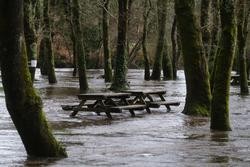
left=171, top=15, right=178, bottom=80
left=0, top=0, right=67, bottom=157
left=142, top=0, right=151, bottom=81
left=200, top=0, right=211, bottom=58
left=162, top=43, right=173, bottom=80
left=236, top=0, right=249, bottom=94
left=39, top=38, right=48, bottom=75
left=110, top=0, right=128, bottom=91
left=150, top=0, right=168, bottom=80
left=211, top=0, right=237, bottom=131
left=43, top=0, right=57, bottom=83
left=72, top=0, right=89, bottom=93
left=103, top=0, right=113, bottom=82
left=209, top=0, right=220, bottom=74
left=175, top=0, right=211, bottom=116
left=24, top=0, right=38, bottom=83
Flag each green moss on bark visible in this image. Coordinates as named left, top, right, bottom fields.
left=175, top=0, right=211, bottom=116
left=211, top=0, right=236, bottom=131
left=0, top=1, right=67, bottom=157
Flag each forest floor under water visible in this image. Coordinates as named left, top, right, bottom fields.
left=0, top=69, right=250, bottom=167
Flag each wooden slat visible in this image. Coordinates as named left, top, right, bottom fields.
left=109, top=104, right=146, bottom=112
left=148, top=101, right=180, bottom=108
left=77, top=93, right=131, bottom=100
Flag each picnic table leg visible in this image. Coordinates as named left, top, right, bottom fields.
left=123, top=98, right=137, bottom=117
left=138, top=96, right=151, bottom=114
left=105, top=111, right=112, bottom=119
left=129, top=109, right=135, bottom=117
left=70, top=100, right=86, bottom=117
left=159, top=94, right=171, bottom=112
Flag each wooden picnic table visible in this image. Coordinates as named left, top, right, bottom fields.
left=122, top=89, right=180, bottom=112
left=62, top=92, right=146, bottom=119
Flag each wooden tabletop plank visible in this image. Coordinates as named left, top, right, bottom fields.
left=77, top=92, right=131, bottom=100
left=122, top=89, right=166, bottom=95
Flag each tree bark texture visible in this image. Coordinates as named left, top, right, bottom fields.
left=150, top=0, right=168, bottom=80
left=110, top=0, right=128, bottom=91
left=209, top=0, right=220, bottom=74
left=211, top=0, right=237, bottom=131
left=171, top=15, right=178, bottom=80
left=72, top=0, right=89, bottom=93
left=236, top=0, right=249, bottom=94
left=200, top=0, right=211, bottom=58
left=103, top=0, right=113, bottom=82
left=175, top=0, right=212, bottom=116
left=142, top=0, right=151, bottom=81
left=0, top=0, right=67, bottom=157
left=24, top=0, right=38, bottom=83
left=162, top=43, right=173, bottom=80
left=43, top=0, right=57, bottom=83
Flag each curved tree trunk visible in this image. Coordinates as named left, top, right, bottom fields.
left=0, top=0, right=66, bottom=157
left=43, top=0, right=57, bottom=83
left=110, top=0, right=128, bottom=91
left=211, top=0, right=237, bottom=131
left=175, top=0, right=211, bottom=116
left=142, top=0, right=151, bottom=81
left=72, top=0, right=88, bottom=93
left=103, top=0, right=113, bottom=82
left=150, top=0, right=167, bottom=80
left=236, top=0, right=249, bottom=95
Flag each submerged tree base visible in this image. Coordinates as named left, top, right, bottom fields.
left=182, top=102, right=210, bottom=117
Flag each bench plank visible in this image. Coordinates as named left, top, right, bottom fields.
left=147, top=101, right=180, bottom=111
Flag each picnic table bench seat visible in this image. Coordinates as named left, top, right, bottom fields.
left=109, top=104, right=147, bottom=117
left=147, top=101, right=180, bottom=111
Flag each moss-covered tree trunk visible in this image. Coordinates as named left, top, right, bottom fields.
left=0, top=0, right=67, bottom=157
left=142, top=0, right=151, bottom=81
left=150, top=0, right=168, bottom=80
left=24, top=0, right=38, bottom=83
left=175, top=0, right=211, bottom=116
left=236, top=0, right=249, bottom=94
left=200, top=0, right=211, bottom=58
left=209, top=0, right=220, bottom=74
left=72, top=0, right=88, bottom=93
left=103, top=0, right=113, bottom=82
left=162, top=43, right=173, bottom=80
left=171, top=15, right=178, bottom=80
left=210, top=0, right=237, bottom=131
left=43, top=0, right=57, bottom=83
left=110, top=0, right=128, bottom=91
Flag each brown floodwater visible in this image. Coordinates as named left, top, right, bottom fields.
left=0, top=69, right=249, bottom=167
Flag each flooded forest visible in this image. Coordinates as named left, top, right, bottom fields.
left=0, top=0, right=250, bottom=166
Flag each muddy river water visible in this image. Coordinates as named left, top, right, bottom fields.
left=0, top=69, right=249, bottom=167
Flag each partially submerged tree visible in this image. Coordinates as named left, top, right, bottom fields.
left=43, top=0, right=57, bottom=83
left=175, top=0, right=211, bottom=116
left=150, top=0, right=168, bottom=80
left=110, top=0, right=129, bottom=91
left=0, top=0, right=67, bottom=157
left=236, top=0, right=249, bottom=95
left=142, top=0, right=151, bottom=81
left=23, top=0, right=38, bottom=82
left=171, top=15, right=178, bottom=80
left=211, top=0, right=237, bottom=131
left=102, top=0, right=113, bottom=82
left=72, top=0, right=89, bottom=92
